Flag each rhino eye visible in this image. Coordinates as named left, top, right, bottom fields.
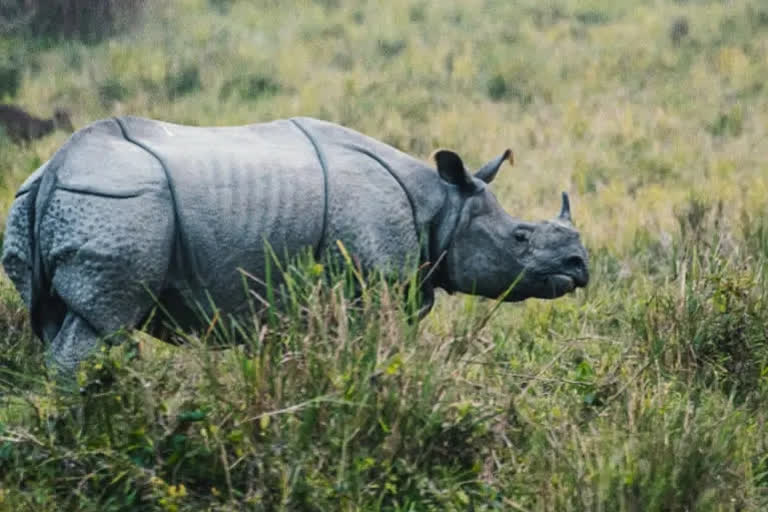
left=514, top=230, right=530, bottom=243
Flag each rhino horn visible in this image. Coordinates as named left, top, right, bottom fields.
left=558, top=191, right=572, bottom=223
left=474, top=148, right=513, bottom=184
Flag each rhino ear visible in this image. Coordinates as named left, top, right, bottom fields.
left=474, top=148, right=513, bottom=184
left=431, top=149, right=476, bottom=192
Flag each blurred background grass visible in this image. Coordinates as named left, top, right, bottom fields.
left=0, top=0, right=767, bottom=510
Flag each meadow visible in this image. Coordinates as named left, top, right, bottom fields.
left=0, top=0, right=767, bottom=510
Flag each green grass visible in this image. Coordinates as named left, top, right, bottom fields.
left=1, top=0, right=767, bottom=510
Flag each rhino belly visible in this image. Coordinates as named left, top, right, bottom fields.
left=167, top=166, right=326, bottom=318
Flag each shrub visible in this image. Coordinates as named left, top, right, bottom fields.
left=635, top=201, right=768, bottom=403
left=486, top=74, right=533, bottom=105
left=377, top=39, right=407, bottom=58
left=166, top=65, right=202, bottom=100
left=219, top=74, right=281, bottom=102
left=98, top=78, right=129, bottom=107
left=0, top=64, right=20, bottom=99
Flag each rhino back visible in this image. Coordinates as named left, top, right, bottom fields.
left=113, top=116, right=446, bottom=298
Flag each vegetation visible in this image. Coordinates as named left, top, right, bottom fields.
left=0, top=0, right=147, bottom=43
left=1, top=0, right=767, bottom=509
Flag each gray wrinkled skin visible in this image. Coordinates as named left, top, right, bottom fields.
left=2, top=116, right=589, bottom=376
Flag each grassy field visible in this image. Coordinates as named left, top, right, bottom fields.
left=1, top=0, right=767, bottom=510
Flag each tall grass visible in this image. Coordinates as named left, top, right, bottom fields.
left=0, top=209, right=765, bottom=510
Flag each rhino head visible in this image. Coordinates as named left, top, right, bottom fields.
left=431, top=149, right=589, bottom=302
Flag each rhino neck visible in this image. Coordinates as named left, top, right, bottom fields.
left=427, top=191, right=466, bottom=294
left=335, top=141, right=452, bottom=301
left=285, top=118, right=451, bottom=299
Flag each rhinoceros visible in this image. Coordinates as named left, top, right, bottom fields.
left=2, top=116, right=589, bottom=375
left=0, top=104, right=74, bottom=144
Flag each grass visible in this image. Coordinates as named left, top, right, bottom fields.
left=1, top=0, right=767, bottom=509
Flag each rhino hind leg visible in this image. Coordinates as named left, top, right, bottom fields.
left=47, top=312, right=104, bottom=376
left=38, top=189, right=174, bottom=376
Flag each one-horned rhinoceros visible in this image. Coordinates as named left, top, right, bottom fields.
left=2, top=116, right=589, bottom=375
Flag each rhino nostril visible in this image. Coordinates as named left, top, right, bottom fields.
left=563, top=255, right=589, bottom=286
left=565, top=256, right=585, bottom=271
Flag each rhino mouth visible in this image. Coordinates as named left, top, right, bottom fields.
left=552, top=269, right=590, bottom=291
left=539, top=273, right=586, bottom=299
left=500, top=272, right=579, bottom=301
left=548, top=273, right=575, bottom=294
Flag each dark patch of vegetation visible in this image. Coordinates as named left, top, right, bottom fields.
left=351, top=9, right=365, bottom=24
left=331, top=52, right=354, bottom=70
left=314, top=0, right=340, bottom=9
left=526, top=5, right=567, bottom=29
left=0, top=64, right=20, bottom=99
left=409, top=4, right=426, bottom=23
left=318, top=23, right=346, bottom=39
left=0, top=289, right=40, bottom=389
left=707, top=106, right=744, bottom=137
left=487, top=74, right=508, bottom=101
left=377, top=39, right=407, bottom=58
left=166, top=65, right=202, bottom=100
left=486, top=74, right=533, bottom=105
left=98, top=78, right=129, bottom=107
left=0, top=0, right=147, bottom=43
left=670, top=16, right=690, bottom=45
left=747, top=5, right=768, bottom=29
left=219, top=74, right=281, bottom=102
left=574, top=9, right=611, bottom=26
left=208, top=0, right=235, bottom=15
